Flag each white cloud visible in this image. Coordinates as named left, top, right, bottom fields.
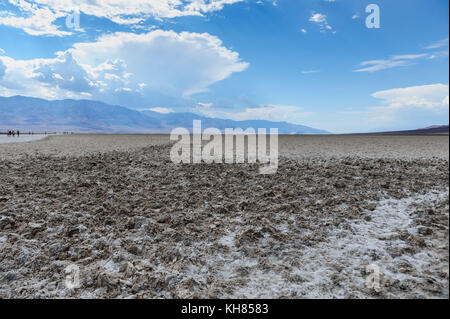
left=0, top=59, right=6, bottom=78
left=0, top=1, right=72, bottom=37
left=70, top=31, right=249, bottom=97
left=0, top=0, right=244, bottom=36
left=354, top=53, right=428, bottom=72
left=427, top=50, right=449, bottom=60
left=424, top=38, right=449, bottom=60
left=149, top=107, right=174, bottom=114
left=0, top=53, right=93, bottom=99
left=309, top=12, right=334, bottom=33
left=0, top=30, right=249, bottom=106
left=256, top=0, right=277, bottom=6
left=309, top=13, right=327, bottom=23
left=300, top=28, right=307, bottom=34
left=425, top=38, right=449, bottom=50
left=183, top=0, right=244, bottom=14
left=198, top=102, right=213, bottom=107
left=301, top=70, right=320, bottom=74
left=33, top=51, right=93, bottom=93
left=335, top=84, right=449, bottom=131
left=371, top=84, right=449, bottom=111
left=352, top=13, right=360, bottom=19
left=390, top=54, right=428, bottom=60
left=196, top=104, right=312, bottom=122
left=0, top=48, right=5, bottom=55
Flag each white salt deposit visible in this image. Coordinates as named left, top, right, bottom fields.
left=208, top=188, right=449, bottom=298
left=0, top=134, right=47, bottom=144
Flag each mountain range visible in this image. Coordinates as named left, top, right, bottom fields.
left=368, top=125, right=449, bottom=135
left=0, top=96, right=329, bottom=134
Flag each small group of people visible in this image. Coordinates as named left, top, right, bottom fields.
left=5, top=130, right=20, bottom=137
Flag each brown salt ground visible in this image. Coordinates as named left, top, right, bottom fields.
left=0, top=134, right=448, bottom=298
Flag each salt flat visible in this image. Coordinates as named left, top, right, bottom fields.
left=0, top=134, right=47, bottom=145
left=0, top=134, right=448, bottom=298
left=0, top=134, right=169, bottom=159
left=0, top=134, right=447, bottom=159
left=279, top=134, right=449, bottom=160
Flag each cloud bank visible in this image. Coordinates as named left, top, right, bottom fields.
left=0, top=30, right=249, bottom=107
left=0, top=0, right=244, bottom=36
left=197, top=104, right=312, bottom=123
left=371, top=84, right=449, bottom=111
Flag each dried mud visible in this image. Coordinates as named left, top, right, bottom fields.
left=0, top=135, right=448, bottom=298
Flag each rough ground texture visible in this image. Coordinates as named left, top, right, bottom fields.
left=0, top=135, right=448, bottom=298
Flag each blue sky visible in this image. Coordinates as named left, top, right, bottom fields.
left=0, top=0, right=448, bottom=133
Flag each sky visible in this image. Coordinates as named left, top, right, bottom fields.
left=0, top=0, right=448, bottom=133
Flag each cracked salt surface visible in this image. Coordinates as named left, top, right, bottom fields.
left=1, top=137, right=448, bottom=298
left=209, top=188, right=449, bottom=298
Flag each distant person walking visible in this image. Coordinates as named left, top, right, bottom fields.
left=17, top=130, right=20, bottom=137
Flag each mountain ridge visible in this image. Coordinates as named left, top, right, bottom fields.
left=366, top=125, right=449, bottom=135
left=0, top=95, right=330, bottom=134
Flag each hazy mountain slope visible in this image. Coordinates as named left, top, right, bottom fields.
left=0, top=96, right=329, bottom=134
left=141, top=111, right=330, bottom=134
left=0, top=96, right=161, bottom=132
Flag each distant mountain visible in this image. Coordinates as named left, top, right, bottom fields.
left=368, top=125, right=449, bottom=135
left=0, top=96, right=330, bottom=134
left=0, top=96, right=161, bottom=133
left=421, top=125, right=449, bottom=131
left=140, top=111, right=328, bottom=134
